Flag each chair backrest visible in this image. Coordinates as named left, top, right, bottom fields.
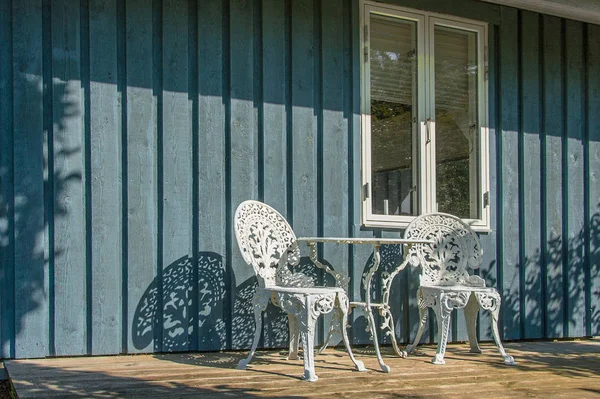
left=403, top=213, right=483, bottom=286
left=234, top=200, right=299, bottom=288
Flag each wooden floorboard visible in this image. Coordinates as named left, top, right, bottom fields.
left=6, top=340, right=600, bottom=398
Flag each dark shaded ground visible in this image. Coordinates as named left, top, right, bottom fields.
left=0, top=379, right=13, bottom=399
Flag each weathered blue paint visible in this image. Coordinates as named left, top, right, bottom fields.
left=0, top=0, right=599, bottom=359
left=261, top=0, right=290, bottom=349
left=0, top=0, right=16, bottom=360
left=520, top=11, right=543, bottom=339
left=125, top=0, right=159, bottom=355
left=51, top=0, right=87, bottom=356
left=542, top=15, right=566, bottom=339
left=162, top=0, right=193, bottom=353
left=478, top=22, right=499, bottom=343
left=588, top=24, right=600, bottom=337
left=565, top=20, right=587, bottom=338
left=89, top=0, right=123, bottom=356
left=196, top=0, right=228, bottom=352
left=499, top=6, right=521, bottom=341
left=12, top=0, right=48, bottom=359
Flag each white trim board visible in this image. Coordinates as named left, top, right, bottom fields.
left=479, top=0, right=600, bottom=25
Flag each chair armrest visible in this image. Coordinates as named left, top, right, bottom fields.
left=275, top=244, right=314, bottom=288
left=466, top=275, right=486, bottom=287
left=304, top=241, right=350, bottom=290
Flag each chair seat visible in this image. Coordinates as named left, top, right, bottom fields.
left=422, top=285, right=496, bottom=293
left=267, top=286, right=345, bottom=295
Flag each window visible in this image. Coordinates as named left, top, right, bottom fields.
left=360, top=1, right=490, bottom=231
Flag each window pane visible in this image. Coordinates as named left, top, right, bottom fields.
left=370, top=14, right=417, bottom=216
left=434, top=25, right=480, bottom=219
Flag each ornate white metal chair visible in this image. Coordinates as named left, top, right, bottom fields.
left=234, top=200, right=366, bottom=381
left=403, top=213, right=515, bottom=365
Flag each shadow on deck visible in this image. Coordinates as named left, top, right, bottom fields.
left=5, top=339, right=600, bottom=398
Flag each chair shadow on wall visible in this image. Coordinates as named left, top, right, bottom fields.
left=132, top=251, right=229, bottom=353
left=132, top=252, right=334, bottom=356
left=132, top=250, right=387, bottom=376
left=130, top=241, right=477, bottom=360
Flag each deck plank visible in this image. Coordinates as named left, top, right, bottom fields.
left=6, top=340, right=600, bottom=398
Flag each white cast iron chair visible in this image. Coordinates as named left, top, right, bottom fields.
left=234, top=200, right=366, bottom=381
left=403, top=213, right=515, bottom=366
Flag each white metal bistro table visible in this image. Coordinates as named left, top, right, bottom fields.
left=296, top=237, right=434, bottom=373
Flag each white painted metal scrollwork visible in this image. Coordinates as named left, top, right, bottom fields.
left=403, top=213, right=516, bottom=366
left=474, top=291, right=500, bottom=310
left=305, top=242, right=350, bottom=289
left=234, top=200, right=367, bottom=381
left=306, top=237, right=430, bottom=371
left=475, top=291, right=515, bottom=365
left=314, top=294, right=335, bottom=314
left=405, top=213, right=482, bottom=286
left=235, top=201, right=300, bottom=288
left=378, top=245, right=410, bottom=358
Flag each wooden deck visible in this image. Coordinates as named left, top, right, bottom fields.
left=5, top=340, right=600, bottom=398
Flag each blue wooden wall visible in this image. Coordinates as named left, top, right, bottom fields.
left=0, top=0, right=598, bottom=359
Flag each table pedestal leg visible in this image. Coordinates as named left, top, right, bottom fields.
left=364, top=304, right=390, bottom=373
left=365, top=245, right=390, bottom=373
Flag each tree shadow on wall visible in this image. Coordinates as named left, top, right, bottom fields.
left=0, top=69, right=80, bottom=357
left=487, top=206, right=600, bottom=340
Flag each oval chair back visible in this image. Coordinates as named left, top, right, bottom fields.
left=234, top=200, right=300, bottom=288
left=404, top=213, right=483, bottom=287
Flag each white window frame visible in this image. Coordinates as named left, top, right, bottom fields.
left=360, top=0, right=491, bottom=232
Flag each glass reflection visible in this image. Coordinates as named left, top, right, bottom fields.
left=370, top=14, right=417, bottom=216
left=434, top=25, right=480, bottom=219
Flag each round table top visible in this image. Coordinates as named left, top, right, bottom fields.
left=297, top=237, right=434, bottom=245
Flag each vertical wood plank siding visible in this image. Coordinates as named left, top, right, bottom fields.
left=261, top=0, right=289, bottom=348
left=499, top=6, right=521, bottom=340
left=588, top=24, right=600, bottom=337
left=196, top=0, right=228, bottom=352
left=543, top=15, right=566, bottom=338
left=0, top=0, right=599, bottom=359
left=520, top=11, right=543, bottom=340
left=51, top=0, right=87, bottom=356
left=89, top=0, right=122, bottom=355
left=0, top=0, right=16, bottom=359
left=12, top=0, right=48, bottom=359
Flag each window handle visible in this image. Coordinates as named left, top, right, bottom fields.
left=425, top=118, right=434, bottom=143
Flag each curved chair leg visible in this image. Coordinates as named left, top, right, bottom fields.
left=406, top=306, right=428, bottom=355
left=431, top=294, right=452, bottom=365
left=463, top=293, right=482, bottom=354
left=475, top=292, right=515, bottom=365
left=300, top=296, right=320, bottom=382
left=237, top=290, right=270, bottom=370
left=288, top=314, right=300, bottom=360
left=337, top=293, right=367, bottom=372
